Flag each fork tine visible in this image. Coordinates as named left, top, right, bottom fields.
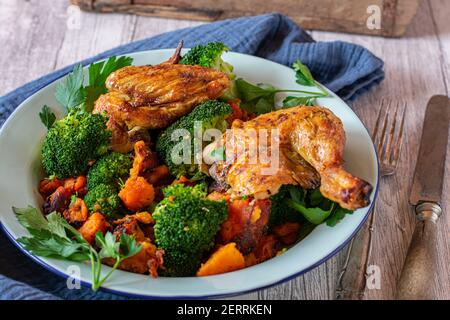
left=372, top=99, right=386, bottom=140
left=384, top=102, right=400, bottom=163
left=391, top=102, right=406, bottom=165
left=377, top=104, right=390, bottom=157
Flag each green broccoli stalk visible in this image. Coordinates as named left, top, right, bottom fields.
left=84, top=184, right=121, bottom=218
left=41, top=109, right=111, bottom=178
left=156, top=100, right=232, bottom=178
left=87, top=152, right=132, bottom=190
left=153, top=184, right=228, bottom=276
left=180, top=42, right=239, bottom=100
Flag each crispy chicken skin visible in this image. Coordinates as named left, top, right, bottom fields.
left=93, top=44, right=230, bottom=152
left=210, top=106, right=372, bottom=210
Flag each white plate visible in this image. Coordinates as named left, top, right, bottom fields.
left=0, top=49, right=379, bottom=298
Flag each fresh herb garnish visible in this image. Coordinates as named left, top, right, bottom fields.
left=39, top=105, right=56, bottom=130
left=292, top=59, right=315, bottom=86
left=84, top=56, right=133, bottom=111
left=279, top=186, right=353, bottom=226
left=13, top=206, right=141, bottom=291
left=236, top=78, right=325, bottom=114
left=282, top=96, right=317, bottom=108
left=326, top=206, right=354, bottom=227
left=54, top=56, right=133, bottom=112
left=55, top=64, right=86, bottom=110
left=282, top=59, right=329, bottom=108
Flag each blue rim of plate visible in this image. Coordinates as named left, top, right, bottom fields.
left=0, top=50, right=380, bottom=299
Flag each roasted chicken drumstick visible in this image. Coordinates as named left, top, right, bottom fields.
left=94, top=42, right=230, bottom=152
left=209, top=106, right=372, bottom=210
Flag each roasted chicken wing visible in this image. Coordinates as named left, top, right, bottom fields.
left=94, top=43, right=230, bottom=152
left=209, top=106, right=372, bottom=210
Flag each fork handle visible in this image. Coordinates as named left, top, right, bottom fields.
left=396, top=202, right=441, bottom=300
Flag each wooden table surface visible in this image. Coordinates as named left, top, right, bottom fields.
left=1, top=0, right=449, bottom=300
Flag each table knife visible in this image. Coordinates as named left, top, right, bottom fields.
left=396, top=95, right=450, bottom=299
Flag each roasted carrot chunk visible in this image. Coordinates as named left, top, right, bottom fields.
left=63, top=197, right=88, bottom=227
left=78, top=212, right=108, bottom=244
left=226, top=99, right=245, bottom=125
left=219, top=198, right=251, bottom=244
left=273, top=222, right=301, bottom=237
left=197, top=243, right=245, bottom=277
left=171, top=175, right=195, bottom=186
left=39, top=177, right=63, bottom=198
left=103, top=241, right=164, bottom=277
left=119, top=176, right=155, bottom=211
left=145, top=165, right=169, bottom=185
left=130, top=140, right=158, bottom=178
left=63, top=176, right=86, bottom=192
left=43, top=186, right=72, bottom=215
left=206, top=191, right=230, bottom=202
left=244, top=235, right=278, bottom=267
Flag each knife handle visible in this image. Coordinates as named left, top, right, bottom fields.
left=396, top=202, right=442, bottom=300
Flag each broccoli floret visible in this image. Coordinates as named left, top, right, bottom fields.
left=156, top=100, right=232, bottom=178
left=153, top=184, right=228, bottom=276
left=87, top=152, right=131, bottom=190
left=180, top=42, right=239, bottom=100
left=84, top=184, right=121, bottom=218
left=41, top=109, right=111, bottom=178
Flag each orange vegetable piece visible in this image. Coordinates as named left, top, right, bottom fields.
left=130, top=140, right=158, bottom=178
left=63, top=197, right=88, bottom=226
left=39, top=177, right=63, bottom=198
left=272, top=222, right=301, bottom=237
left=273, top=222, right=301, bottom=245
left=62, top=176, right=87, bottom=197
left=104, top=241, right=164, bottom=277
left=171, top=175, right=195, bottom=186
left=219, top=198, right=251, bottom=244
left=78, top=212, right=108, bottom=244
left=197, top=243, right=245, bottom=277
left=145, top=165, right=169, bottom=185
left=207, top=191, right=230, bottom=202
left=119, top=176, right=155, bottom=211
left=226, top=99, right=250, bottom=125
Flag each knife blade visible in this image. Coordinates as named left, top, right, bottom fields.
left=409, top=95, right=450, bottom=206
left=396, top=95, right=449, bottom=299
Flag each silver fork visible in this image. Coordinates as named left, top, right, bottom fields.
left=335, top=99, right=406, bottom=299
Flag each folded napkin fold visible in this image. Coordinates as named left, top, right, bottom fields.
left=0, top=13, right=384, bottom=300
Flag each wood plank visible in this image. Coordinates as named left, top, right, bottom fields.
left=73, top=0, right=421, bottom=36
left=310, top=0, right=450, bottom=299
left=131, top=16, right=203, bottom=42
left=0, top=0, right=68, bottom=95
left=53, top=10, right=138, bottom=69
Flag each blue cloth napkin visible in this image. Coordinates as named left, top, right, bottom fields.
left=0, top=13, right=384, bottom=300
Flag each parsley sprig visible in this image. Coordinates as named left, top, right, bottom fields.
left=39, top=55, right=133, bottom=129
left=285, top=187, right=353, bottom=226
left=13, top=206, right=141, bottom=291
left=56, top=56, right=133, bottom=112
left=234, top=58, right=329, bottom=114
left=282, top=59, right=329, bottom=108
left=39, top=105, right=56, bottom=130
